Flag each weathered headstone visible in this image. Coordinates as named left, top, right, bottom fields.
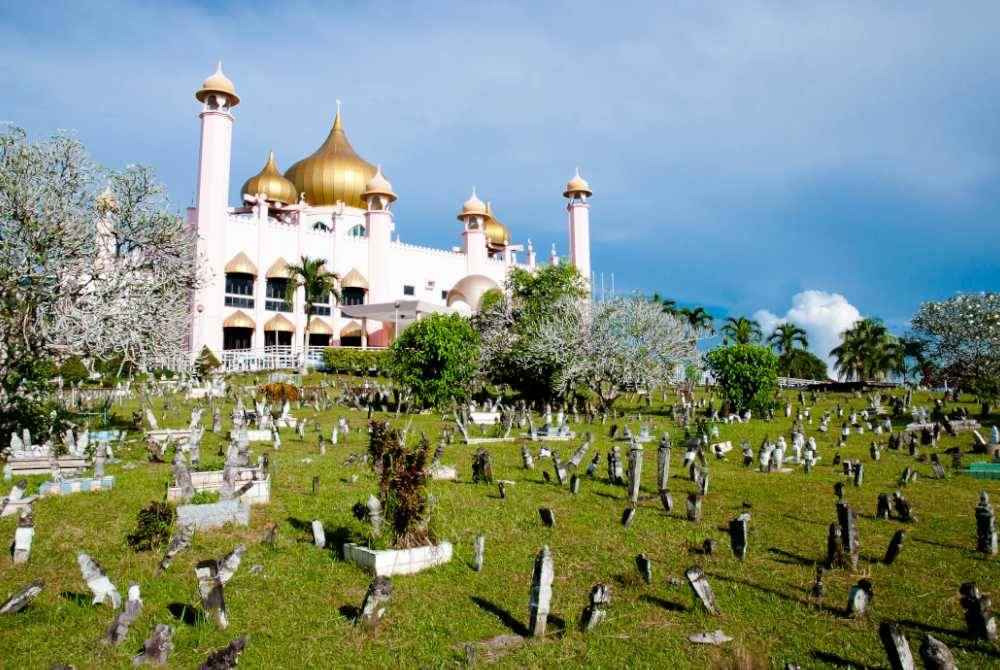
left=976, top=491, right=998, bottom=556
left=878, top=621, right=915, bottom=670
left=636, top=553, right=652, bottom=584
left=12, top=508, right=33, bottom=564
left=156, top=523, right=195, bottom=576
left=133, top=623, right=174, bottom=666
left=847, top=579, right=873, bottom=617
left=198, top=635, right=248, bottom=670
left=538, top=508, right=555, bottom=528
left=195, top=544, right=245, bottom=629
left=687, top=493, right=703, bottom=522
left=657, top=437, right=671, bottom=490
left=837, top=502, right=860, bottom=569
left=0, top=579, right=43, bottom=614
left=959, top=581, right=998, bottom=641
left=884, top=530, right=906, bottom=565
left=918, top=634, right=956, bottom=670
left=686, top=565, right=720, bottom=615
left=579, top=583, right=610, bottom=631
left=529, top=546, right=554, bottom=637
left=105, top=583, right=142, bottom=646
left=729, top=513, right=749, bottom=560
left=367, top=494, right=383, bottom=536
left=876, top=493, right=892, bottom=521
left=621, top=507, right=636, bottom=528
left=358, top=576, right=393, bottom=630
left=78, top=553, right=121, bottom=608
left=626, top=442, right=643, bottom=504
left=659, top=489, right=674, bottom=513
left=312, top=520, right=326, bottom=549
left=473, top=535, right=485, bottom=572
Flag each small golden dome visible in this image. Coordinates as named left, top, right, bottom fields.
left=242, top=151, right=298, bottom=204
left=563, top=167, right=592, bottom=198
left=284, top=110, right=377, bottom=209
left=457, top=188, right=487, bottom=221
left=483, top=202, right=511, bottom=246
left=362, top=164, right=397, bottom=203
left=196, top=61, right=240, bottom=107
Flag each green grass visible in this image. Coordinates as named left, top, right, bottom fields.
left=1, top=381, right=999, bottom=669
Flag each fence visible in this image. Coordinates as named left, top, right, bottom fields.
left=218, top=345, right=386, bottom=372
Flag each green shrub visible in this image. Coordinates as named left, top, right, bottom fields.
left=189, top=490, right=220, bottom=505
left=705, top=343, right=779, bottom=414
left=321, top=348, right=390, bottom=375
left=368, top=420, right=433, bottom=549
left=126, top=501, right=176, bottom=551
left=387, top=312, right=479, bottom=408
left=195, top=345, right=222, bottom=378
left=778, top=349, right=829, bottom=381
left=58, top=356, right=90, bottom=385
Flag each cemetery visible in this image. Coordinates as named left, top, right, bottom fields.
left=0, top=371, right=998, bottom=668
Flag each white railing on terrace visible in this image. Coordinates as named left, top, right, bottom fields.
left=219, top=345, right=386, bottom=372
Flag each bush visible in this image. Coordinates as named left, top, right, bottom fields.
left=387, top=313, right=479, bottom=408
left=705, top=344, right=779, bottom=414
left=58, top=356, right=90, bottom=385
left=126, top=501, right=176, bottom=551
left=195, top=346, right=222, bottom=378
left=778, top=349, right=829, bottom=381
left=321, top=348, right=390, bottom=375
left=368, top=420, right=433, bottom=549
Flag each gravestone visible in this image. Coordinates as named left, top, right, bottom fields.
left=657, top=437, right=671, bottom=490
left=367, top=495, right=384, bottom=536
left=837, top=502, right=860, bottom=569
left=579, top=583, right=610, bottom=631
left=77, top=553, right=121, bottom=607
left=195, top=544, right=245, bottom=629
left=133, top=624, right=174, bottom=666
left=156, top=523, right=195, bottom=576
left=621, top=507, right=636, bottom=528
left=12, top=508, right=33, bottom=564
left=826, top=524, right=845, bottom=568
left=893, top=491, right=915, bottom=522
left=884, top=530, right=906, bottom=565
left=879, top=621, right=915, bottom=670
left=811, top=565, right=825, bottom=599
left=975, top=491, right=998, bottom=555
left=569, top=474, right=580, bottom=494
left=847, top=579, right=873, bottom=617
left=0, top=579, right=43, bottom=614
left=959, top=582, right=997, bottom=641
left=626, top=442, right=643, bottom=504
left=877, top=493, right=892, bottom=520
left=105, top=583, right=142, bottom=646
left=918, top=635, right=957, bottom=670
left=729, top=513, right=750, bottom=560
left=472, top=449, right=494, bottom=484
left=659, top=489, right=674, bottom=513
left=687, top=493, right=703, bottom=522
left=538, top=508, right=555, bottom=528
left=358, top=576, right=393, bottom=630
left=199, top=635, right=249, bottom=670
left=529, top=546, right=554, bottom=637
left=312, top=520, right=326, bottom=549
left=636, top=553, right=652, bottom=585
left=473, top=536, right=485, bottom=572
left=686, top=565, right=720, bottom=615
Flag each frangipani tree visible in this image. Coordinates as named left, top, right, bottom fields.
left=518, top=295, right=698, bottom=409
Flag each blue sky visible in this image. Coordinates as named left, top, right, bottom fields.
left=2, top=1, right=998, bottom=354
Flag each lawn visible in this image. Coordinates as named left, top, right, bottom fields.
left=1, top=377, right=998, bottom=669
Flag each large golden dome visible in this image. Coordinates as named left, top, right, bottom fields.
left=242, top=151, right=298, bottom=204
left=483, top=202, right=511, bottom=246
left=284, top=112, right=376, bottom=208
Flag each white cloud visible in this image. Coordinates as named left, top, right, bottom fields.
left=753, top=290, right=862, bottom=375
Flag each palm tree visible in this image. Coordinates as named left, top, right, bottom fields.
left=768, top=322, right=809, bottom=356
left=649, top=292, right=678, bottom=315
left=678, top=306, right=715, bottom=337
left=720, top=316, right=762, bottom=345
left=830, top=318, right=900, bottom=381
left=286, top=256, right=340, bottom=371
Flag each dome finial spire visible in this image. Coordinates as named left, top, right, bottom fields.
left=333, top=99, right=343, bottom=130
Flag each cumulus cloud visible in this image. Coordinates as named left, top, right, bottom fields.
left=754, top=291, right=862, bottom=376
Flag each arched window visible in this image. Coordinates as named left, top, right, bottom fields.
left=313, top=220, right=331, bottom=232
left=348, top=224, right=366, bottom=238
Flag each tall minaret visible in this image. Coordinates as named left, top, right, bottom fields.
left=563, top=168, right=592, bottom=290
left=458, top=188, right=489, bottom=275
left=191, top=62, right=239, bottom=356
left=363, top=165, right=397, bottom=344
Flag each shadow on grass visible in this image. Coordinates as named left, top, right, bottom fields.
left=767, top=547, right=816, bottom=567
left=911, top=536, right=969, bottom=552
left=167, top=602, right=204, bottom=626
left=781, top=513, right=827, bottom=527
left=59, top=591, right=92, bottom=606
left=810, top=650, right=879, bottom=669
left=707, top=571, right=843, bottom=618
left=286, top=516, right=312, bottom=533
left=470, top=596, right=530, bottom=637
left=639, top=594, right=689, bottom=612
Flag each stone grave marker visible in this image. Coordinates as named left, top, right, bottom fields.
left=358, top=576, right=393, bottom=630
left=579, top=583, right=610, bottom=631
left=0, top=579, right=43, bottom=614
left=879, top=621, right=915, bottom=670
left=199, top=635, right=249, bottom=670
left=847, top=579, right=873, bottom=617
left=959, top=582, right=997, bottom=641
left=105, top=583, right=142, bottom=646
left=884, top=530, right=906, bottom=565
left=918, top=635, right=956, bottom=670
left=195, top=544, right=245, bottom=629
left=133, top=623, right=174, bottom=666
left=529, top=546, right=554, bottom=637
left=685, top=565, right=720, bottom=615
left=77, top=553, right=121, bottom=608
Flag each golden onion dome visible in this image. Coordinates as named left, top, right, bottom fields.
left=283, top=111, right=377, bottom=209
left=195, top=61, right=240, bottom=107
left=362, top=164, right=397, bottom=203
left=483, top=202, right=511, bottom=246
left=457, top=187, right=487, bottom=221
left=241, top=151, right=298, bottom=204
left=563, top=167, right=593, bottom=198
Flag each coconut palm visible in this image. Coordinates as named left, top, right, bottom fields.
left=649, top=292, right=678, bottom=315
left=286, top=256, right=340, bottom=371
left=768, top=322, right=809, bottom=356
left=678, top=306, right=715, bottom=337
left=720, top=316, right=762, bottom=345
left=830, top=318, right=900, bottom=381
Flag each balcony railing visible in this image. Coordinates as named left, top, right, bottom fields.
left=218, top=345, right=386, bottom=372
left=265, top=299, right=292, bottom=312
left=224, top=294, right=254, bottom=308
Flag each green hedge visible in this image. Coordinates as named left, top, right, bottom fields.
left=321, top=348, right=390, bottom=375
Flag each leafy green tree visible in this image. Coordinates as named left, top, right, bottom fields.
left=388, top=313, right=479, bottom=408
left=285, top=256, right=340, bottom=370
left=678, top=306, right=715, bottom=337
left=194, top=346, right=221, bottom=378
left=778, top=348, right=829, bottom=380
left=705, top=343, right=778, bottom=413
left=720, top=316, right=763, bottom=345
left=768, top=322, right=808, bottom=355
left=58, top=356, right=90, bottom=385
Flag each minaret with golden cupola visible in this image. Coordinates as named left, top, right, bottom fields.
left=563, top=167, right=593, bottom=290
left=458, top=188, right=489, bottom=276
left=192, top=61, right=240, bottom=356
left=362, top=164, right=397, bottom=321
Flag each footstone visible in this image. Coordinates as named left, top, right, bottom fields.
left=105, top=583, right=142, bottom=646
left=621, top=507, right=636, bottom=528
left=12, top=508, right=33, bottom=564
left=959, top=581, right=998, bottom=641
left=918, top=635, right=956, bottom=670
left=877, top=493, right=891, bottom=521
left=312, top=520, right=326, bottom=549
left=569, top=474, right=580, bottom=494
left=836, top=502, right=860, bottom=569
left=529, top=546, right=554, bottom=637
left=878, top=621, right=915, bottom=670
left=538, top=508, right=555, bottom=528
left=579, top=583, right=610, bottom=631
left=358, top=575, right=393, bottom=630
left=687, top=493, right=703, bottom=522
left=660, top=489, right=674, bottom=513
left=884, top=530, right=906, bottom=565
left=847, top=579, right=873, bottom=617
left=975, top=491, right=998, bottom=555
left=198, top=635, right=248, bottom=670
left=636, top=553, right=652, bottom=585
left=78, top=553, right=121, bottom=608
left=473, top=535, right=485, bottom=572
left=0, top=579, right=43, bottom=614
left=685, top=565, right=720, bottom=615
left=133, top=624, right=173, bottom=667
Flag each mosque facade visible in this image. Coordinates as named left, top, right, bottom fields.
left=187, top=64, right=592, bottom=364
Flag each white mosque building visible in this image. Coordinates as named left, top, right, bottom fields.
left=187, top=63, right=593, bottom=367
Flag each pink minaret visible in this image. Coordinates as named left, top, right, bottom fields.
left=191, top=62, right=239, bottom=356
left=458, top=188, right=489, bottom=275
left=363, top=165, right=397, bottom=344
left=563, top=168, right=593, bottom=290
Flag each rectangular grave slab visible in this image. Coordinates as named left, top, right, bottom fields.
left=177, top=499, right=250, bottom=530
left=38, top=476, right=115, bottom=497
left=342, top=541, right=453, bottom=577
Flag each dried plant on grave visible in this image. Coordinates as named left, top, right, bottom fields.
left=257, top=382, right=301, bottom=405
left=126, top=501, right=176, bottom=551
left=367, top=420, right=433, bottom=549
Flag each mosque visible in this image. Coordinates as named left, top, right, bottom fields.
left=187, top=63, right=593, bottom=366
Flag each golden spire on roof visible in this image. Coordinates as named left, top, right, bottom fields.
left=195, top=61, right=240, bottom=107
